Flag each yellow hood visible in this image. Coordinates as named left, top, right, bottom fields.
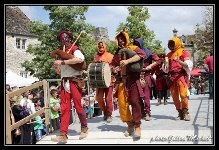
left=167, top=37, right=184, bottom=59
left=115, top=31, right=138, bottom=51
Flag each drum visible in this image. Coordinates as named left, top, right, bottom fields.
left=88, top=62, right=111, bottom=88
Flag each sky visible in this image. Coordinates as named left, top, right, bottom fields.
left=18, top=5, right=207, bottom=52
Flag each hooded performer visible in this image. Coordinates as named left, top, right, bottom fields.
left=133, top=37, right=161, bottom=121
left=153, top=53, right=168, bottom=105
left=111, top=31, right=146, bottom=138
left=93, top=41, right=114, bottom=123
left=166, top=37, right=193, bottom=121
left=50, top=29, right=88, bottom=143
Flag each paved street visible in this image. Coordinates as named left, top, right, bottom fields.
left=37, top=94, right=214, bottom=145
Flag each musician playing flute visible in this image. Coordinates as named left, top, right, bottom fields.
left=51, top=29, right=88, bottom=143
left=111, top=31, right=145, bottom=139
left=93, top=41, right=114, bottom=123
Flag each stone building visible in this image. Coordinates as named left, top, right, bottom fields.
left=173, top=28, right=212, bottom=66
left=92, top=27, right=110, bottom=43
left=5, top=6, right=40, bottom=80
left=172, top=29, right=198, bottom=64
left=180, top=34, right=197, bottom=64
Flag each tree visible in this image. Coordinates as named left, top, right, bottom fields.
left=190, top=6, right=213, bottom=89
left=193, top=6, right=213, bottom=67
left=22, top=6, right=97, bottom=80
left=116, top=6, right=164, bottom=54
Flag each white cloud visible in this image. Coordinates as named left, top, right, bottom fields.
left=85, top=6, right=128, bottom=39
left=146, top=6, right=205, bottom=49
left=17, top=5, right=208, bottom=51
left=103, top=6, right=128, bottom=16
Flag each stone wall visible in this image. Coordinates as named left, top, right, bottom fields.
left=6, top=33, right=40, bottom=79
left=6, top=6, right=40, bottom=81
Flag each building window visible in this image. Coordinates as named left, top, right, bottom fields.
left=16, top=38, right=21, bottom=49
left=16, top=38, right=27, bottom=49
left=22, top=39, right=26, bottom=49
left=20, top=71, right=28, bottom=78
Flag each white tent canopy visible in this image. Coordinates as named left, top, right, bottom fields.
left=6, top=70, right=38, bottom=87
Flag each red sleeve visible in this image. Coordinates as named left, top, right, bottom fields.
left=182, top=50, right=190, bottom=59
left=135, top=48, right=146, bottom=59
left=152, top=53, right=160, bottom=61
left=69, top=45, right=79, bottom=54
left=152, top=53, right=161, bottom=65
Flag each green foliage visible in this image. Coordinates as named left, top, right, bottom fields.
left=116, top=6, right=164, bottom=54
left=193, top=6, right=213, bottom=67
left=188, top=6, right=213, bottom=86
left=105, top=41, right=117, bottom=55
left=79, top=36, right=97, bottom=65
left=22, top=6, right=97, bottom=79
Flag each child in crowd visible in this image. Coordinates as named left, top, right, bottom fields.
left=49, top=89, right=60, bottom=132
left=33, top=115, right=44, bottom=143
left=33, top=97, right=44, bottom=118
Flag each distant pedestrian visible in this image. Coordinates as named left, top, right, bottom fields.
left=204, top=51, right=214, bottom=99
left=154, top=53, right=168, bottom=105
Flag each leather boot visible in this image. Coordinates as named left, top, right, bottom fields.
left=133, top=125, right=141, bottom=138
left=182, top=108, right=191, bottom=121
left=106, top=116, right=113, bottom=123
left=176, top=110, right=183, bottom=120
left=124, top=121, right=134, bottom=137
left=79, top=127, right=88, bottom=140
left=51, top=132, right=68, bottom=143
